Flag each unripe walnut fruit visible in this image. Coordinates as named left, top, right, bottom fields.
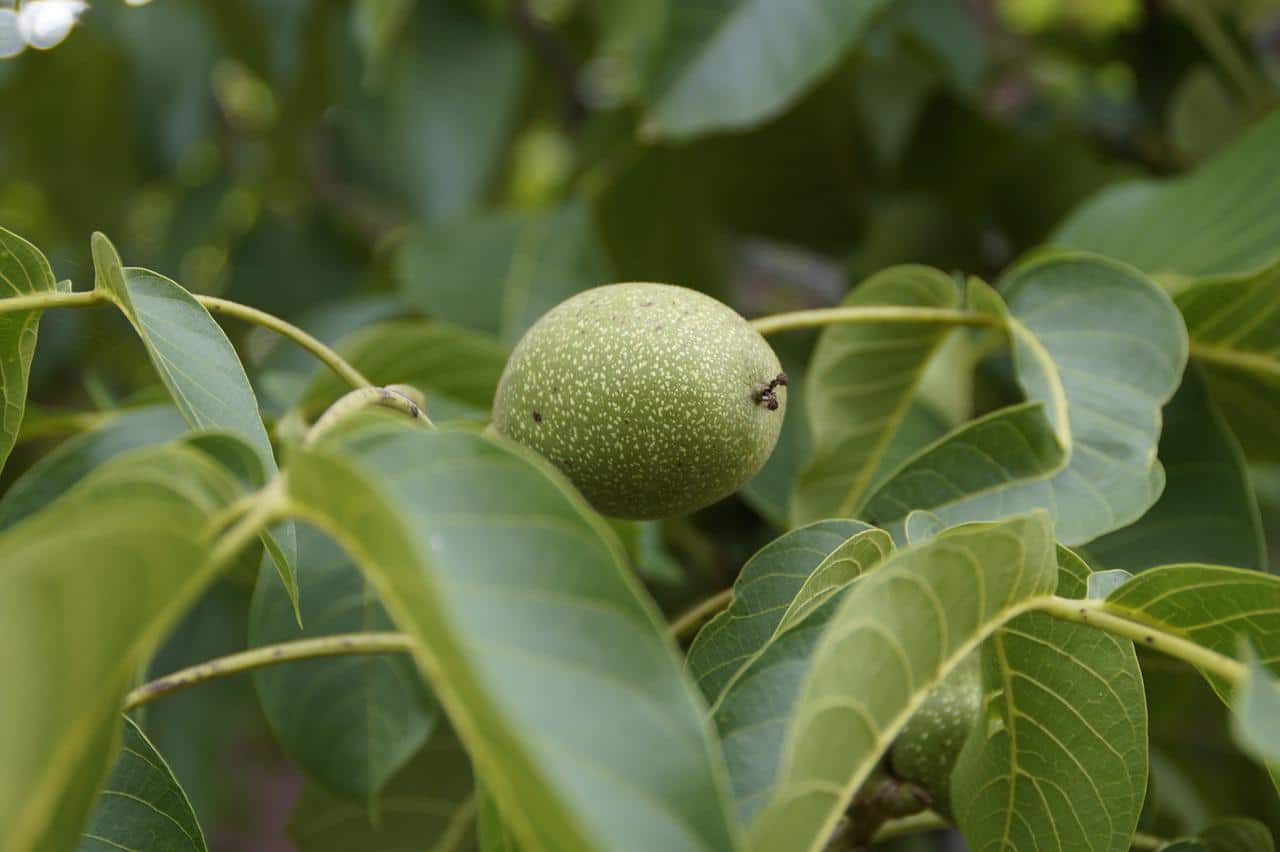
left=492, top=283, right=786, bottom=519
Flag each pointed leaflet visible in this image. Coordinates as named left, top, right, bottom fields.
left=1173, top=262, right=1280, bottom=462
left=249, top=522, right=437, bottom=803
left=952, top=547, right=1147, bottom=852
left=0, top=227, right=58, bottom=473
left=1103, top=564, right=1280, bottom=701
left=685, top=519, right=871, bottom=705
left=643, top=0, right=895, bottom=138
left=281, top=426, right=738, bottom=852
left=791, top=265, right=960, bottom=525
left=90, top=233, right=299, bottom=613
left=0, top=443, right=244, bottom=852
left=708, top=529, right=893, bottom=824
left=289, top=722, right=475, bottom=852
left=78, top=716, right=207, bottom=852
left=861, top=256, right=1187, bottom=544
left=1086, top=366, right=1264, bottom=570
left=746, top=512, right=1059, bottom=852
left=1053, top=110, right=1280, bottom=281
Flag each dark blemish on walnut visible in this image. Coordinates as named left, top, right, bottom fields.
left=532, top=410, right=543, bottom=423
left=754, top=373, right=789, bottom=411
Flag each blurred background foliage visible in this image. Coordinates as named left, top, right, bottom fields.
left=4, top=0, right=1280, bottom=848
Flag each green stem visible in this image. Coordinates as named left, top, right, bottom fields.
left=123, top=632, right=416, bottom=711
left=870, top=811, right=948, bottom=843
left=304, top=385, right=432, bottom=447
left=1189, top=341, right=1280, bottom=380
left=0, top=289, right=106, bottom=313
left=1172, top=0, right=1272, bottom=112
left=749, top=306, right=997, bottom=336
left=205, top=478, right=287, bottom=572
left=1130, top=831, right=1168, bottom=851
left=0, top=288, right=372, bottom=392
left=1036, top=597, right=1247, bottom=686
left=668, top=588, right=733, bottom=641
left=197, top=295, right=372, bottom=391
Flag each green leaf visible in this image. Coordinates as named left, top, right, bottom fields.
left=706, top=529, right=893, bottom=824
left=1053, top=110, right=1280, bottom=281
left=394, top=201, right=612, bottom=345
left=863, top=256, right=1187, bottom=544
left=281, top=427, right=738, bottom=852
left=477, top=778, right=521, bottom=852
left=860, top=401, right=1065, bottom=539
left=0, top=226, right=58, bottom=473
left=953, top=547, right=1148, bottom=852
left=1086, top=366, right=1265, bottom=570
left=0, top=443, right=243, bottom=852
left=1233, top=652, right=1280, bottom=771
left=1167, top=818, right=1277, bottom=852
left=1174, top=262, right=1280, bottom=462
left=249, top=522, right=437, bottom=803
left=791, top=265, right=960, bottom=525
left=0, top=404, right=189, bottom=530
left=289, top=721, right=476, bottom=852
left=78, top=716, right=207, bottom=852
left=298, top=319, right=509, bottom=422
left=643, top=0, right=896, bottom=139
left=1105, top=564, right=1280, bottom=699
left=90, top=233, right=299, bottom=615
left=746, top=512, right=1059, bottom=852
left=685, top=519, right=871, bottom=705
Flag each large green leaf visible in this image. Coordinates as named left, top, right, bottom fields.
left=91, top=233, right=298, bottom=611
left=861, top=256, right=1187, bottom=544
left=643, top=0, right=896, bottom=138
left=0, top=404, right=188, bottom=530
left=791, top=265, right=960, bottom=525
left=685, top=519, right=871, bottom=705
left=249, top=522, right=437, bottom=803
left=1104, top=565, right=1280, bottom=700
left=289, top=721, right=475, bottom=852
left=1174, top=262, right=1280, bottom=462
left=0, top=443, right=243, bottom=852
left=0, top=226, right=58, bottom=473
left=1086, top=367, right=1264, bottom=571
left=394, top=201, right=612, bottom=345
left=1053, top=110, right=1280, bottom=281
left=707, top=529, right=893, bottom=824
left=746, top=512, right=1059, bottom=852
left=281, top=426, right=738, bottom=852
left=953, top=547, right=1148, bottom=852
left=78, top=716, right=207, bottom=852
left=298, top=319, right=508, bottom=422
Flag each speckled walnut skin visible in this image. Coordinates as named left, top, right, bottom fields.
left=492, top=282, right=786, bottom=519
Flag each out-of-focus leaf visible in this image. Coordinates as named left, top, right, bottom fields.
left=1233, top=651, right=1280, bottom=771
left=1054, top=110, right=1280, bottom=281
left=790, top=265, right=959, bottom=525
left=0, top=226, right=58, bottom=474
left=1086, top=366, right=1264, bottom=571
left=477, top=778, right=520, bottom=852
left=0, top=404, right=188, bottom=529
left=745, top=513, right=1059, bottom=852
left=78, top=716, right=207, bottom=852
left=686, top=519, right=870, bottom=705
left=1165, top=818, right=1276, bottom=852
left=250, top=523, right=436, bottom=803
left=1176, top=261, right=1280, bottom=462
left=289, top=722, right=475, bottom=852
left=953, top=547, right=1148, bottom=852
left=282, top=426, right=738, bottom=851
left=395, top=201, right=611, bottom=345
left=643, top=0, right=895, bottom=138
left=1168, top=65, right=1246, bottom=167
left=298, top=319, right=508, bottom=422
left=0, top=443, right=242, bottom=852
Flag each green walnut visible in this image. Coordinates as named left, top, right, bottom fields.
left=492, top=282, right=787, bottom=519
left=889, top=653, right=983, bottom=815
